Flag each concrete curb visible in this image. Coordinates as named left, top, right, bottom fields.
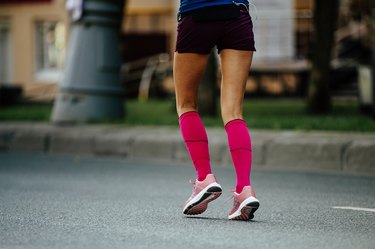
left=0, top=123, right=374, bottom=174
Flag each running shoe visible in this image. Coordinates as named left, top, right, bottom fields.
left=228, top=186, right=259, bottom=220
left=183, top=174, right=222, bottom=215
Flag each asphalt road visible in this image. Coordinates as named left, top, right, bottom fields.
left=0, top=153, right=374, bottom=249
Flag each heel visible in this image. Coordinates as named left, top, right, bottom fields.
left=246, top=201, right=260, bottom=209
left=207, top=186, right=222, bottom=193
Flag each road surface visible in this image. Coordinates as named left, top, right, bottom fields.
left=0, top=153, right=374, bottom=249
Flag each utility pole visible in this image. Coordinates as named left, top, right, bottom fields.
left=307, top=0, right=339, bottom=114
left=51, top=0, right=126, bottom=123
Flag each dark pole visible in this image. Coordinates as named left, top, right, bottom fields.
left=307, top=0, right=339, bottom=114
left=51, top=0, right=126, bottom=123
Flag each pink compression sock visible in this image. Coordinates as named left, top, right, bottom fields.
left=225, top=119, right=252, bottom=194
left=179, top=111, right=212, bottom=181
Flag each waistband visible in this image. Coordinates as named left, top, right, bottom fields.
left=177, top=4, right=248, bottom=22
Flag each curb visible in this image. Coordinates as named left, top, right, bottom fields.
left=0, top=123, right=374, bottom=174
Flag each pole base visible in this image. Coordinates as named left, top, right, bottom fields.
left=51, top=91, right=124, bottom=123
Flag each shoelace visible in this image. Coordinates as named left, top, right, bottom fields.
left=223, top=189, right=237, bottom=204
left=189, top=179, right=196, bottom=185
left=188, top=179, right=204, bottom=192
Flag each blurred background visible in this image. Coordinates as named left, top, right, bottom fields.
left=0, top=0, right=375, bottom=131
left=1, top=2, right=375, bottom=246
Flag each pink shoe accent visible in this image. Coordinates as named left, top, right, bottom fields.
left=228, top=186, right=259, bottom=221
left=183, top=174, right=222, bottom=215
left=225, top=119, right=252, bottom=194
left=179, top=112, right=212, bottom=181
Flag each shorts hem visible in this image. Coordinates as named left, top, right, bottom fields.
left=175, top=49, right=212, bottom=55
left=218, top=47, right=256, bottom=53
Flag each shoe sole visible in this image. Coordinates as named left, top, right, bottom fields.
left=183, top=186, right=222, bottom=215
left=228, top=198, right=260, bottom=221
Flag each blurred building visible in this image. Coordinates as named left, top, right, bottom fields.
left=122, top=0, right=175, bottom=61
left=123, top=0, right=314, bottom=60
left=123, top=0, right=315, bottom=98
left=0, top=0, right=315, bottom=100
left=0, top=0, right=69, bottom=100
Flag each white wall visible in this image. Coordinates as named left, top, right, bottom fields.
left=251, top=0, right=295, bottom=61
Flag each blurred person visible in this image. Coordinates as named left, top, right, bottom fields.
left=174, top=0, right=260, bottom=221
left=336, top=0, right=371, bottom=62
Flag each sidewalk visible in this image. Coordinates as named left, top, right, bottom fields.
left=0, top=122, right=374, bottom=174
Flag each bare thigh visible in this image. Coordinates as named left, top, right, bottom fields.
left=173, top=52, right=209, bottom=116
left=220, top=49, right=253, bottom=125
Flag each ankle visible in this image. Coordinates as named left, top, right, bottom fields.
left=197, top=172, right=212, bottom=181
left=235, top=185, right=250, bottom=194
